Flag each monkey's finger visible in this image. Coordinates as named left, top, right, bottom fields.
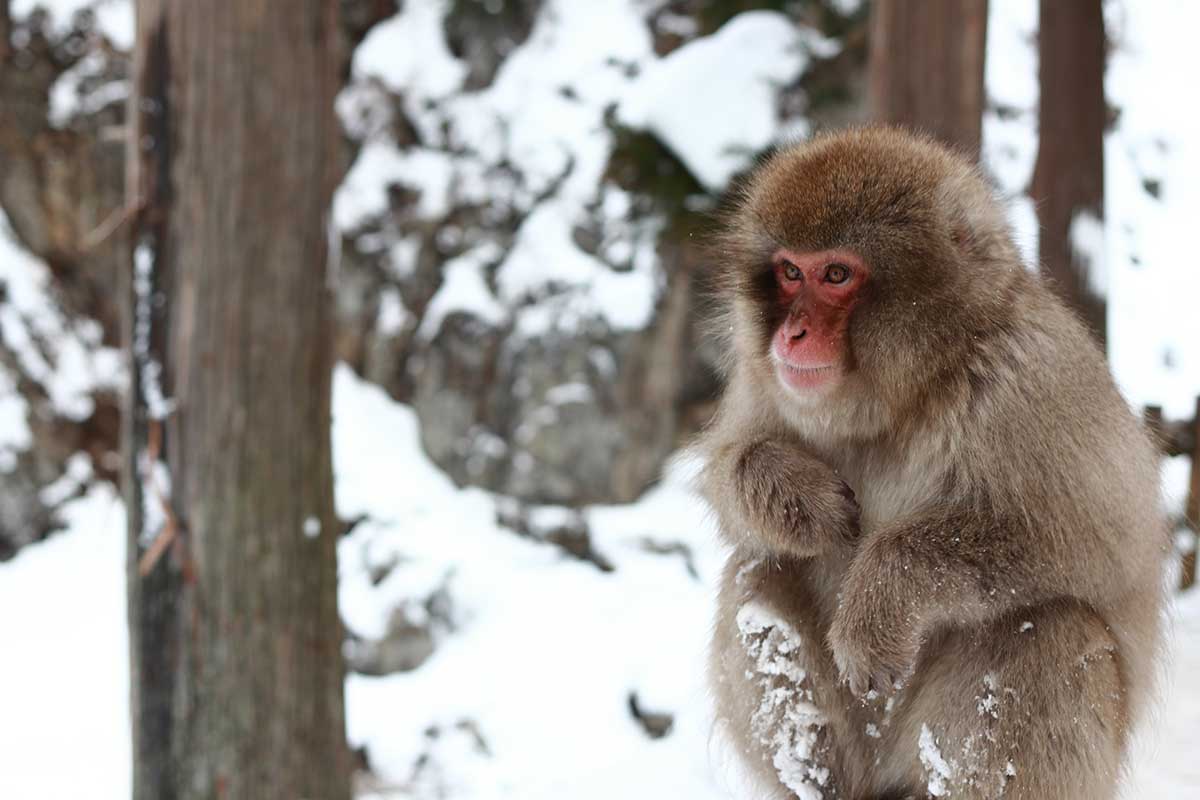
left=872, top=669, right=898, bottom=696
left=843, top=664, right=870, bottom=697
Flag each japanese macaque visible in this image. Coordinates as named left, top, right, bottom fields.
left=700, top=127, right=1168, bottom=800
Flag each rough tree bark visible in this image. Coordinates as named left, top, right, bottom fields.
left=867, top=0, right=989, bottom=156
left=0, top=0, right=10, bottom=62
left=124, top=2, right=350, bottom=799
left=1031, top=0, right=1108, bottom=347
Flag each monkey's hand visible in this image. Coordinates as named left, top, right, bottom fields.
left=718, top=438, right=860, bottom=558
left=827, top=545, right=922, bottom=697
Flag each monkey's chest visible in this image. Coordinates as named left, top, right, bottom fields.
left=837, top=457, right=945, bottom=534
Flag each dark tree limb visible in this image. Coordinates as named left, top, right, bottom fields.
left=1031, top=0, right=1108, bottom=347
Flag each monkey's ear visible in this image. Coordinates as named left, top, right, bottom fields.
left=947, top=205, right=1004, bottom=262
left=950, top=223, right=976, bottom=256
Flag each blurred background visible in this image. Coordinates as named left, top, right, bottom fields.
left=0, top=0, right=1198, bottom=798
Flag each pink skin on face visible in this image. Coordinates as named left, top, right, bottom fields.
left=770, top=248, right=867, bottom=394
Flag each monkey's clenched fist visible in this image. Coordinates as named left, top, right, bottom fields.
left=701, top=128, right=1167, bottom=800
left=705, top=437, right=859, bottom=558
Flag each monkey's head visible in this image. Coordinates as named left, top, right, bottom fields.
left=717, top=127, right=1024, bottom=436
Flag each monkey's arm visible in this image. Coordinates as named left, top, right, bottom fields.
left=701, top=436, right=860, bottom=559
left=828, top=505, right=1055, bottom=695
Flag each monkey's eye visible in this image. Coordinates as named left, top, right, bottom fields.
left=824, top=263, right=851, bottom=284
left=781, top=262, right=802, bottom=282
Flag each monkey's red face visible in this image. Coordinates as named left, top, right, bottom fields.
left=769, top=248, right=868, bottom=395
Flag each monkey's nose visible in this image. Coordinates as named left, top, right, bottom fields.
left=790, top=329, right=808, bottom=341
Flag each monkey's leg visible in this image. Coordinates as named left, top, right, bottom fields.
left=711, top=554, right=858, bottom=800
left=875, top=599, right=1125, bottom=800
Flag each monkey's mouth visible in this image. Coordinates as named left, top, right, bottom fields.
left=772, top=357, right=842, bottom=392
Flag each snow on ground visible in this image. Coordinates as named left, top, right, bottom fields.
left=1125, top=587, right=1200, bottom=797
left=335, top=366, right=728, bottom=798
left=0, top=487, right=129, bottom=800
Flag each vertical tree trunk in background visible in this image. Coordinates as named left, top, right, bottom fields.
left=124, top=2, right=350, bottom=799
left=1180, top=397, right=1200, bottom=589
left=1031, top=0, right=1108, bottom=347
left=0, top=1, right=10, bottom=61
left=867, top=0, right=989, bottom=156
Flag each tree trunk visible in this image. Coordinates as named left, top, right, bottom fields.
left=0, top=0, right=10, bottom=62
left=1180, top=397, right=1200, bottom=589
left=1031, top=0, right=1107, bottom=347
left=124, top=2, right=350, bottom=799
left=867, top=0, right=989, bottom=156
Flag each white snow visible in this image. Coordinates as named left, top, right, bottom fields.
left=418, top=244, right=508, bottom=339
left=545, top=382, right=593, bottom=406
left=736, top=600, right=829, bottom=798
left=918, top=723, right=955, bottom=797
left=303, top=516, right=322, bottom=540
left=618, top=12, right=835, bottom=192
left=1069, top=210, right=1107, bottom=296
left=333, top=142, right=458, bottom=232
left=0, top=365, right=32, bottom=472
left=39, top=451, right=94, bottom=506
left=48, top=50, right=129, bottom=128
left=1103, top=0, right=1200, bottom=416
left=982, top=0, right=1039, bottom=267
left=351, top=0, right=467, bottom=109
left=0, top=487, right=130, bottom=800
left=1123, top=588, right=1200, bottom=797
left=495, top=203, right=659, bottom=332
left=11, top=0, right=133, bottom=49
left=132, top=242, right=173, bottom=420
left=0, top=211, right=123, bottom=421
left=334, top=366, right=727, bottom=798
left=375, top=288, right=412, bottom=338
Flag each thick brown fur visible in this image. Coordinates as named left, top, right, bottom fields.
left=700, top=127, right=1169, bottom=800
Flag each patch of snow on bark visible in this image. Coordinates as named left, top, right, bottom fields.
left=1069, top=209, right=1107, bottom=296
